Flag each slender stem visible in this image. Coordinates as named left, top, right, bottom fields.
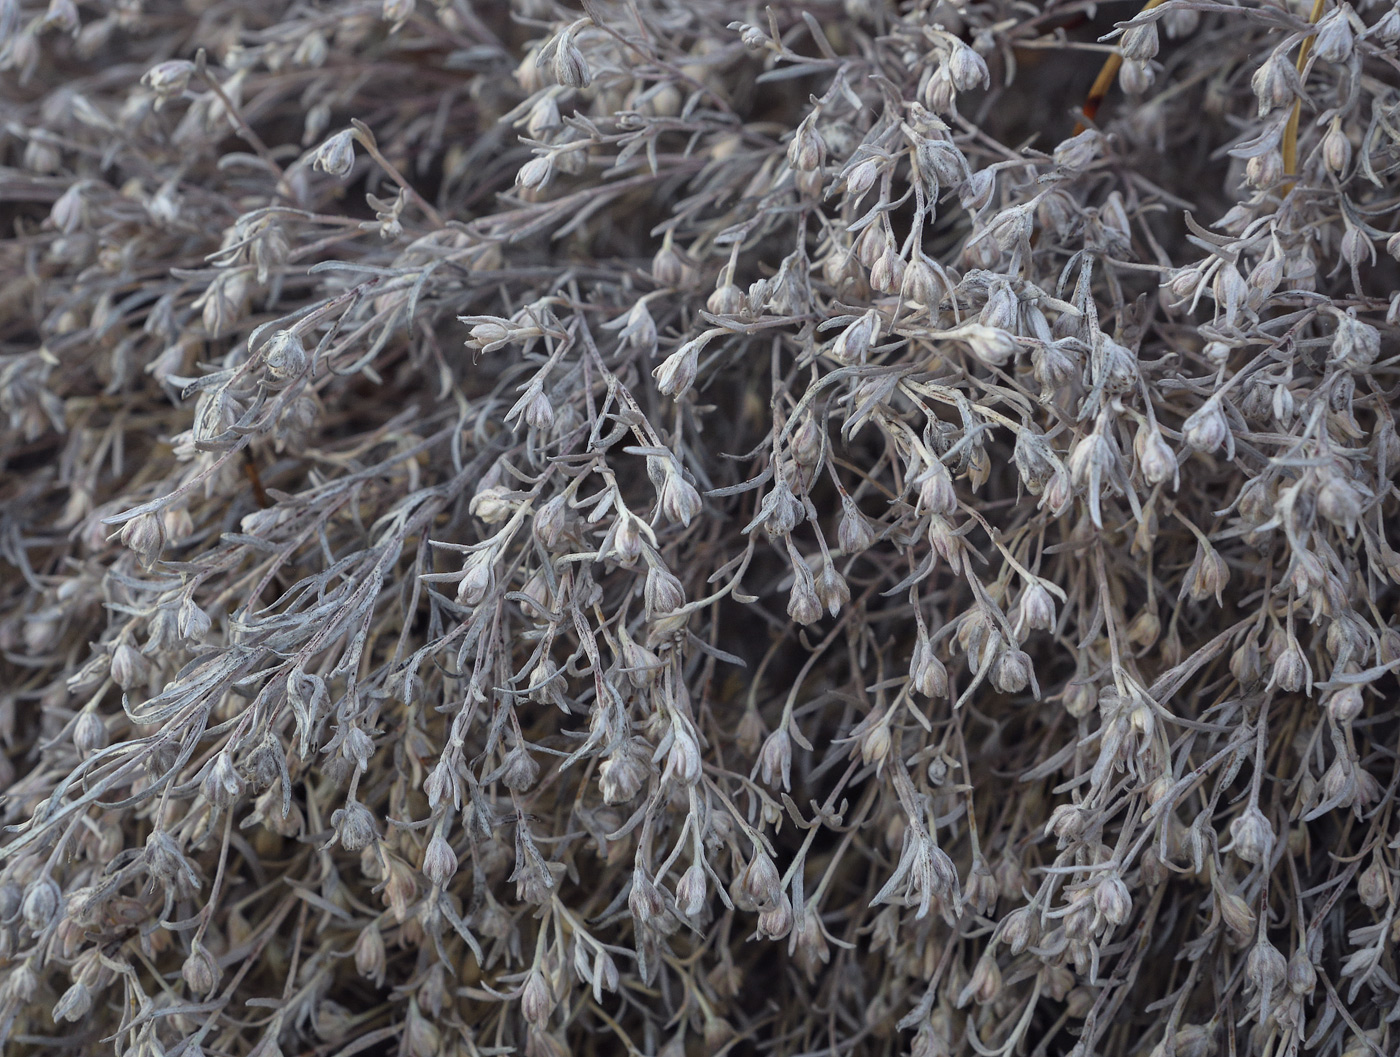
left=1282, top=0, right=1329, bottom=183
left=351, top=119, right=446, bottom=228
left=194, top=49, right=285, bottom=182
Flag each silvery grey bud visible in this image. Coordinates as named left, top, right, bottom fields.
left=49, top=182, right=87, bottom=234
left=1014, top=582, right=1056, bottom=636
left=915, top=137, right=966, bottom=189
left=142, top=59, right=195, bottom=99
left=52, top=983, right=92, bottom=1023
left=1317, top=475, right=1364, bottom=537
left=1330, top=314, right=1380, bottom=370
left=868, top=246, right=906, bottom=294
left=787, top=560, right=822, bottom=626
left=1246, top=934, right=1287, bottom=1009
left=1095, top=875, right=1132, bottom=926
left=915, top=459, right=957, bottom=517
left=838, top=493, right=875, bottom=553
left=182, top=940, right=221, bottom=997
left=980, top=280, right=1018, bottom=330
left=263, top=329, right=307, bottom=382
left=738, top=23, right=767, bottom=50
left=758, top=892, right=794, bottom=939
left=659, top=470, right=702, bottom=527
left=334, top=800, right=379, bottom=851
left=923, top=65, right=957, bottom=113
left=654, top=335, right=707, bottom=399
left=312, top=129, right=356, bottom=178
left=707, top=283, right=745, bottom=315
left=1322, top=119, right=1351, bottom=174
left=1052, top=129, right=1103, bottom=171
left=844, top=159, right=879, bottom=198
left=202, top=750, right=245, bottom=809
left=787, top=114, right=826, bottom=172
left=1229, top=805, right=1274, bottom=864
left=73, top=710, right=108, bottom=756
left=814, top=557, right=849, bottom=617
left=1373, top=8, right=1400, bottom=44
left=1119, top=58, right=1154, bottom=94
left=958, top=324, right=1018, bottom=366
left=959, top=168, right=995, bottom=211
left=551, top=29, right=591, bottom=88
left=456, top=552, right=494, bottom=606
left=422, top=832, right=458, bottom=886
left=1270, top=642, right=1308, bottom=692
left=1184, top=541, right=1229, bottom=605
left=110, top=641, right=147, bottom=690
left=23, top=877, right=62, bottom=932
left=1356, top=858, right=1386, bottom=908
left=651, top=236, right=686, bottom=286
left=910, top=627, right=949, bottom=698
left=946, top=41, right=990, bottom=92
left=1120, top=22, right=1158, bottom=60
left=533, top=494, right=569, bottom=549
left=1287, top=947, right=1316, bottom=995
left=521, top=969, right=553, bottom=1027
left=667, top=720, right=702, bottom=784
left=991, top=649, right=1033, bottom=694
left=1134, top=424, right=1178, bottom=487
left=618, top=628, right=662, bottom=688
left=355, top=923, right=386, bottom=982
left=1251, top=50, right=1300, bottom=116
left=831, top=309, right=879, bottom=365
left=1182, top=396, right=1229, bottom=454
left=758, top=728, right=792, bottom=791
left=599, top=745, right=648, bottom=803
left=676, top=863, right=707, bottom=919
left=629, top=869, right=666, bottom=925
left=500, top=746, right=539, bottom=792
left=119, top=510, right=165, bottom=567
left=1313, top=7, right=1355, bottom=64
left=516, top=155, right=553, bottom=192
left=739, top=849, right=783, bottom=909
left=178, top=597, right=212, bottom=640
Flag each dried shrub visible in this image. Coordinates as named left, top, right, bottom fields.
left=1, top=2, right=1399, bottom=1057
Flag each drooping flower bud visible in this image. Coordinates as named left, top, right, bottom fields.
left=1229, top=805, right=1275, bottom=865
left=1182, top=395, right=1230, bottom=454
left=312, top=129, right=357, bottom=178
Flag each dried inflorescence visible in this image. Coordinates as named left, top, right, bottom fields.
left=1, top=2, right=1398, bottom=1057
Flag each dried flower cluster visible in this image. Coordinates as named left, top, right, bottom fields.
left=1, top=2, right=1398, bottom=1057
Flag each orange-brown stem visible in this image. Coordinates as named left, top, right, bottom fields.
left=1282, top=0, right=1329, bottom=186
left=1072, top=0, right=1170, bottom=136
